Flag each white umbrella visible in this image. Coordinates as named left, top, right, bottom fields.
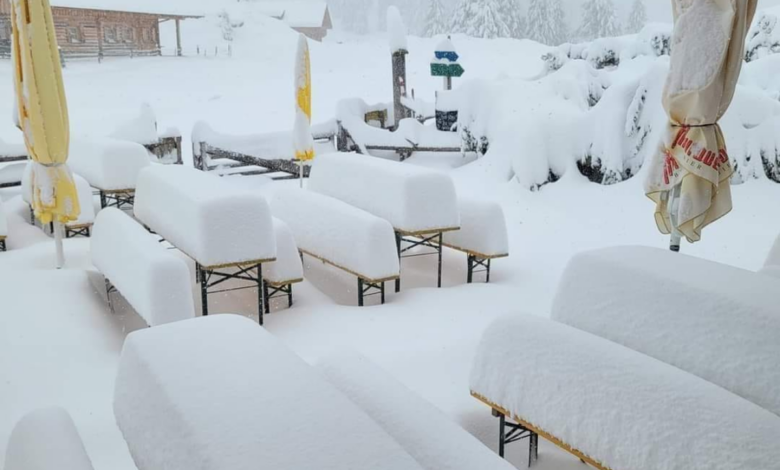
left=646, top=0, right=757, bottom=251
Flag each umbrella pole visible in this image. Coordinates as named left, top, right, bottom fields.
left=668, top=185, right=682, bottom=253
left=54, top=221, right=65, bottom=268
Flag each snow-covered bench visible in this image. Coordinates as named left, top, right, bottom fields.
left=318, top=352, right=516, bottom=470
left=134, top=165, right=276, bottom=323
left=272, top=188, right=399, bottom=306
left=441, top=199, right=509, bottom=283
left=552, top=246, right=780, bottom=416
left=67, top=138, right=150, bottom=209
left=4, top=407, right=94, bottom=470
left=308, top=153, right=459, bottom=290
left=262, top=218, right=304, bottom=313
left=470, top=314, right=780, bottom=470
left=21, top=163, right=96, bottom=237
left=113, top=315, right=425, bottom=470
left=91, top=208, right=195, bottom=327
left=0, top=197, right=7, bottom=252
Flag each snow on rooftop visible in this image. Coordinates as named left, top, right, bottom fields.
left=253, top=1, right=329, bottom=28
left=48, top=0, right=205, bottom=17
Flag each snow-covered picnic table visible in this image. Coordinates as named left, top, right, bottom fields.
left=308, top=153, right=459, bottom=291
left=133, top=165, right=276, bottom=323
left=470, top=246, right=780, bottom=470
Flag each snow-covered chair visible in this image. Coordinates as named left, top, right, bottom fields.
left=21, top=163, right=96, bottom=237
left=67, top=138, right=150, bottom=209
left=552, top=246, right=780, bottom=416
left=271, top=188, right=399, bottom=306
left=4, top=407, right=94, bottom=470
left=91, top=208, right=195, bottom=327
left=441, top=198, right=509, bottom=283
left=318, top=352, right=516, bottom=470
left=0, top=197, right=7, bottom=252
left=262, top=218, right=304, bottom=313
left=113, top=315, right=425, bottom=470
left=308, top=153, right=459, bottom=290
left=470, top=314, right=780, bottom=470
left=134, top=165, right=275, bottom=323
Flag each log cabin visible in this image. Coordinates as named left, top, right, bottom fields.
left=0, top=0, right=201, bottom=59
left=255, top=1, right=333, bottom=42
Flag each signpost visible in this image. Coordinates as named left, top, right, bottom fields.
left=430, top=37, right=464, bottom=91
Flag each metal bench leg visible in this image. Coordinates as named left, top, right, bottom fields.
left=486, top=258, right=492, bottom=283
left=257, top=264, right=264, bottom=326
left=263, top=281, right=271, bottom=315
left=100, top=191, right=107, bottom=209
left=498, top=412, right=506, bottom=458
left=358, top=278, right=364, bottom=307
left=199, top=265, right=209, bottom=317
left=467, top=255, right=475, bottom=284
left=437, top=233, right=443, bottom=288
left=288, top=284, right=293, bottom=307
left=381, top=282, right=385, bottom=304
left=395, top=232, right=402, bottom=293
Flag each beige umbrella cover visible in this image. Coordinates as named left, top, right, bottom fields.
left=645, top=0, right=757, bottom=245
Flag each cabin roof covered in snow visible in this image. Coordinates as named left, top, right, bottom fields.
left=47, top=0, right=204, bottom=18
left=254, top=1, right=329, bottom=28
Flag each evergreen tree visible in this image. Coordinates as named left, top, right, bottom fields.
left=550, top=0, right=569, bottom=45
left=451, top=0, right=511, bottom=39
left=626, top=0, right=648, bottom=34
left=526, top=0, right=556, bottom=45
left=424, top=0, right=451, bottom=37
left=578, top=0, right=622, bottom=41
left=500, top=0, right=526, bottom=39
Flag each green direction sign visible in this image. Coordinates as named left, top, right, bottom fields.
left=431, top=63, right=465, bottom=78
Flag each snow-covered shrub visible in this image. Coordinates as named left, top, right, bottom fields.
left=746, top=12, right=780, bottom=62
left=541, top=50, right=568, bottom=74
left=586, top=38, right=621, bottom=69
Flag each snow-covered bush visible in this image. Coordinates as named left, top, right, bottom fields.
left=746, top=12, right=780, bottom=62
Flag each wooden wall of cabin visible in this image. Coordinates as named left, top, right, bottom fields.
left=52, top=8, right=161, bottom=57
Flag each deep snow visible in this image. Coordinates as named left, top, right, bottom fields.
left=1, top=9, right=780, bottom=470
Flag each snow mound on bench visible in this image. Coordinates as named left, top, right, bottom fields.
left=92, top=208, right=194, bottom=327
left=264, top=218, right=303, bottom=284
left=471, top=315, right=780, bottom=470
left=308, top=153, right=460, bottom=233
left=318, top=351, right=515, bottom=470
left=114, top=315, right=424, bottom=470
left=4, top=407, right=94, bottom=470
left=442, top=199, right=508, bottom=257
left=67, top=138, right=150, bottom=191
left=764, top=233, right=780, bottom=268
left=271, top=188, right=399, bottom=281
left=552, top=246, right=780, bottom=416
left=134, top=165, right=275, bottom=267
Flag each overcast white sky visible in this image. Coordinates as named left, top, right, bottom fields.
left=571, top=0, right=780, bottom=23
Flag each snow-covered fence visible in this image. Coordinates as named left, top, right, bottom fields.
left=262, top=218, right=304, bottom=313
left=308, top=153, right=459, bottom=291
left=133, top=165, right=276, bottom=323
left=318, top=352, right=516, bottom=470
left=470, top=314, right=780, bottom=470
left=192, top=121, right=336, bottom=180
left=113, top=315, right=425, bottom=470
left=441, top=199, right=508, bottom=283
left=271, top=188, right=399, bottom=306
left=67, top=138, right=150, bottom=210
left=551, top=246, right=780, bottom=417
left=4, top=407, right=94, bottom=470
left=91, top=208, right=195, bottom=327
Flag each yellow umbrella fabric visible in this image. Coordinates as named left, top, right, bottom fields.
left=293, top=34, right=314, bottom=163
left=11, top=0, right=79, bottom=226
left=645, top=0, right=756, bottom=245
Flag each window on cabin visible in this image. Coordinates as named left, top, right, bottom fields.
left=121, top=26, right=134, bottom=43
left=0, top=21, right=10, bottom=43
left=142, top=28, right=152, bottom=43
left=104, top=26, right=117, bottom=44
left=67, top=26, right=83, bottom=44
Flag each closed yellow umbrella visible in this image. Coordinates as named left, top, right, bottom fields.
left=11, top=0, right=79, bottom=267
left=293, top=34, right=314, bottom=188
left=646, top=0, right=756, bottom=252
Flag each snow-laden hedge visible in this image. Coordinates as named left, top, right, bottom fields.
left=450, top=25, right=780, bottom=189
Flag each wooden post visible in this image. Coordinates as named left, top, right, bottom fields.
left=391, top=49, right=409, bottom=129
left=175, top=18, right=182, bottom=56
left=96, top=17, right=104, bottom=63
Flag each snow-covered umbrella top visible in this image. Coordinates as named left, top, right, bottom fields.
left=293, top=34, right=314, bottom=163
left=645, top=0, right=757, bottom=246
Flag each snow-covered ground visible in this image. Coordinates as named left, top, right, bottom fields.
left=2, top=11, right=780, bottom=470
